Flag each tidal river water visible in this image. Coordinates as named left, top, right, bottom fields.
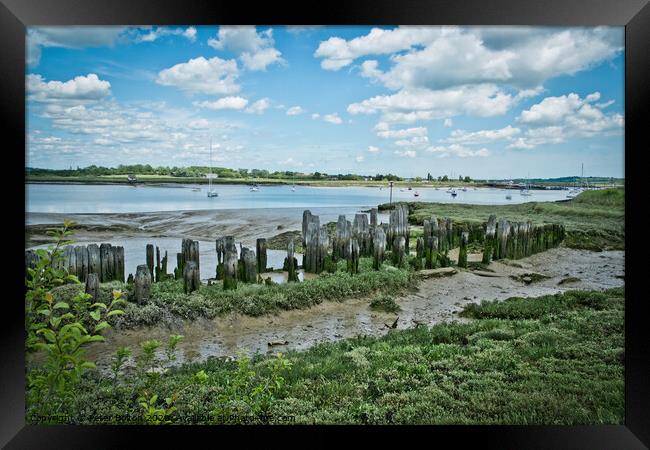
left=26, top=182, right=570, bottom=214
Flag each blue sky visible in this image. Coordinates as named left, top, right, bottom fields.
left=26, top=26, right=624, bottom=178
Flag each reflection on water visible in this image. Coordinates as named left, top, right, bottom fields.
left=26, top=183, right=570, bottom=214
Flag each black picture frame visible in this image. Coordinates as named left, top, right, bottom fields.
left=2, top=0, right=648, bottom=447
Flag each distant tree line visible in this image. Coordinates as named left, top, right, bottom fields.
left=25, top=165, right=404, bottom=181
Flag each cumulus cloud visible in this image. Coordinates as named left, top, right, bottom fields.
left=208, top=26, right=284, bottom=71
left=355, top=155, right=365, bottom=162
left=27, top=26, right=127, bottom=66
left=323, top=113, right=343, bottom=124
left=286, top=106, right=305, bottom=115
left=375, top=123, right=428, bottom=139
left=510, top=92, right=623, bottom=149
left=427, top=144, right=490, bottom=157
left=192, top=96, right=249, bottom=110
left=368, top=145, right=380, bottom=153
left=311, top=113, right=320, bottom=120
left=394, top=149, right=417, bottom=158
left=444, top=125, right=520, bottom=145
left=156, top=56, right=240, bottom=95
left=316, top=26, right=622, bottom=90
left=136, top=26, right=197, bottom=43
left=245, top=98, right=271, bottom=114
left=348, top=84, right=516, bottom=124
left=444, top=118, right=453, bottom=127
left=27, top=73, right=111, bottom=101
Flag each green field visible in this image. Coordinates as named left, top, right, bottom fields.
left=384, top=188, right=625, bottom=251
left=29, top=288, right=623, bottom=424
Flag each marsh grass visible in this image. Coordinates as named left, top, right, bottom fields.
left=60, top=287, right=624, bottom=424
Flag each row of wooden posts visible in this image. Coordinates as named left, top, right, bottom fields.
left=25, top=204, right=565, bottom=305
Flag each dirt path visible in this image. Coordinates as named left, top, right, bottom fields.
left=80, top=247, right=624, bottom=374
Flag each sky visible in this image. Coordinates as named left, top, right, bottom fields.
left=25, top=25, right=625, bottom=179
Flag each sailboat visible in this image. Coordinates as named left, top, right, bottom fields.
left=250, top=184, right=259, bottom=192
left=207, top=138, right=219, bottom=198
left=520, top=174, right=532, bottom=196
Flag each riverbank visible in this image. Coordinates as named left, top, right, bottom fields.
left=29, top=286, right=624, bottom=424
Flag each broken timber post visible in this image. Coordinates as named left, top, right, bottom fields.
left=482, top=215, right=497, bottom=264
left=392, top=236, right=406, bottom=268
left=256, top=238, right=268, bottom=273
left=347, top=238, right=360, bottom=275
left=134, top=264, right=152, bottom=305
left=286, top=238, right=299, bottom=282
left=87, top=244, right=100, bottom=278
left=333, top=215, right=351, bottom=261
left=458, top=231, right=469, bottom=268
left=115, top=246, right=125, bottom=282
left=183, top=261, right=200, bottom=294
left=353, top=213, right=371, bottom=256
left=239, top=247, right=257, bottom=283
left=223, top=243, right=238, bottom=290
left=146, top=244, right=154, bottom=280
left=85, top=273, right=100, bottom=303
left=372, top=226, right=386, bottom=270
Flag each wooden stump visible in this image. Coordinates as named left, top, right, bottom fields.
left=75, top=246, right=88, bottom=282
left=134, top=264, right=152, bottom=305
left=85, top=273, right=100, bottom=302
left=145, top=244, right=154, bottom=281
left=25, top=250, right=40, bottom=272
left=256, top=238, right=267, bottom=273
left=482, top=214, right=497, bottom=264
left=223, top=245, right=238, bottom=290
left=302, top=210, right=312, bottom=248
left=425, top=236, right=438, bottom=269
left=392, top=236, right=406, bottom=268
left=372, top=226, right=386, bottom=270
left=286, top=238, right=299, bottom=282
left=353, top=213, right=371, bottom=256
left=115, top=246, right=125, bottom=282
left=239, top=247, right=257, bottom=283
left=334, top=215, right=351, bottom=261
left=347, top=238, right=360, bottom=275
left=127, top=273, right=134, bottom=284
left=99, top=243, right=112, bottom=282
left=161, top=250, right=168, bottom=281
left=87, top=244, right=100, bottom=277
left=63, top=245, right=76, bottom=278
left=458, top=232, right=469, bottom=268
left=183, top=261, right=200, bottom=294
left=388, top=204, right=410, bottom=253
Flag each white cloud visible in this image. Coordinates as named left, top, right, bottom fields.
left=280, top=157, right=304, bottom=167
left=193, top=96, right=249, bottom=110
left=444, top=125, right=520, bottom=145
left=27, top=73, right=111, bottom=101
left=208, top=26, right=284, bottom=71
left=394, top=149, right=417, bottom=158
left=348, top=84, right=516, bottom=124
left=427, top=144, right=490, bottom=157
left=27, top=27, right=127, bottom=66
left=156, top=56, right=240, bottom=95
left=375, top=123, right=428, bottom=139
left=512, top=92, right=623, bottom=148
left=311, top=113, right=320, bottom=120
left=444, top=118, right=453, bottom=127
left=323, top=113, right=343, bottom=124
left=137, top=26, right=197, bottom=43
left=286, top=106, right=305, bottom=116
left=355, top=155, right=365, bottom=162
left=368, top=145, right=380, bottom=153
left=316, top=26, right=622, bottom=90
left=395, top=136, right=429, bottom=147
left=245, top=98, right=271, bottom=114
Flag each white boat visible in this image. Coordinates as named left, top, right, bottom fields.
left=414, top=191, right=420, bottom=197
left=207, top=138, right=219, bottom=198
left=291, top=185, right=296, bottom=192
left=520, top=174, right=533, bottom=196
left=450, top=189, right=457, bottom=197
left=250, top=184, right=260, bottom=192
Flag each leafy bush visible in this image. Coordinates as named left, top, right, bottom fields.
left=369, top=295, right=401, bottom=313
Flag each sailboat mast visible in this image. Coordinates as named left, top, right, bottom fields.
left=209, top=138, right=212, bottom=191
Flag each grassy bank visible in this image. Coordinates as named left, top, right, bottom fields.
left=382, top=188, right=624, bottom=251
left=37, top=288, right=623, bottom=424
left=50, top=258, right=416, bottom=329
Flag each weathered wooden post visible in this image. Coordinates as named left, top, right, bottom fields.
left=482, top=215, right=497, bottom=264
left=134, top=264, right=151, bottom=305
left=445, top=218, right=454, bottom=249
left=87, top=244, right=100, bottom=277
left=239, top=247, right=257, bottom=283
left=146, top=244, right=154, bottom=280
left=63, top=245, right=76, bottom=278
left=161, top=250, right=168, bottom=281
left=215, top=237, right=225, bottom=280
left=127, top=273, right=134, bottom=284
left=302, top=210, right=312, bottom=248
left=155, top=246, right=161, bottom=282
left=392, top=236, right=406, bottom=268
left=116, top=246, right=125, bottom=282
left=370, top=208, right=378, bottom=229
left=353, top=213, right=371, bottom=256
left=183, top=261, right=200, bottom=294
left=85, top=272, right=100, bottom=302
left=426, top=236, right=438, bottom=269
left=256, top=238, right=267, bottom=273
left=25, top=250, right=40, bottom=274
left=347, top=238, right=360, bottom=274
left=75, top=246, right=89, bottom=282
left=438, top=219, right=448, bottom=253
left=286, top=238, right=299, bottom=282
left=223, top=244, right=238, bottom=290
left=372, top=226, right=386, bottom=270
left=458, top=231, right=469, bottom=268
left=334, top=215, right=351, bottom=261
left=175, top=253, right=183, bottom=280
left=415, top=236, right=425, bottom=270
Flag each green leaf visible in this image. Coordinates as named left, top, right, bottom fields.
left=90, top=303, right=108, bottom=310
left=107, top=310, right=124, bottom=317
left=87, top=335, right=105, bottom=343
left=53, top=302, right=70, bottom=310
left=94, top=321, right=111, bottom=332
left=90, top=310, right=101, bottom=321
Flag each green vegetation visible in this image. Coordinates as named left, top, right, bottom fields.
left=369, top=294, right=402, bottom=313
left=41, top=287, right=623, bottom=424
left=49, top=258, right=416, bottom=329
left=384, top=188, right=624, bottom=251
